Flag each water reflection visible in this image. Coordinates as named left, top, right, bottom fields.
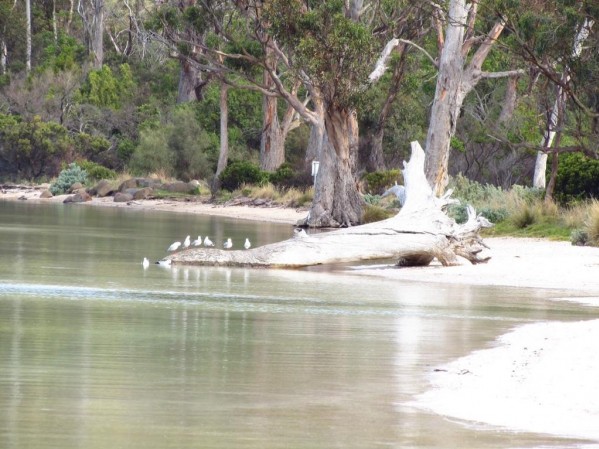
left=1, top=201, right=597, bottom=449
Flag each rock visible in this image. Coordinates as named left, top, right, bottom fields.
left=68, top=182, right=84, bottom=193
left=189, top=179, right=200, bottom=187
left=89, top=179, right=115, bottom=197
left=39, top=190, right=53, bottom=199
left=118, top=178, right=139, bottom=192
left=138, top=178, right=162, bottom=188
left=63, top=192, right=92, bottom=203
left=164, top=181, right=195, bottom=194
left=133, top=187, right=152, bottom=200
left=114, top=192, right=133, bottom=202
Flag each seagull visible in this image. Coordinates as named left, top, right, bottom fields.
left=191, top=236, right=202, bottom=246
left=382, top=183, right=406, bottom=206
left=224, top=238, right=233, bottom=249
left=182, top=235, right=191, bottom=249
left=244, top=238, right=251, bottom=249
left=167, top=241, right=181, bottom=251
left=203, top=236, right=214, bottom=247
left=156, top=259, right=172, bottom=267
left=142, top=257, right=150, bottom=269
left=293, top=228, right=308, bottom=238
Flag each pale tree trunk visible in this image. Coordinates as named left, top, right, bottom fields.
left=211, top=82, right=229, bottom=194
left=52, top=0, right=58, bottom=43
left=1, top=41, right=6, bottom=75
left=25, top=0, right=31, bottom=72
left=424, top=0, right=522, bottom=196
left=367, top=44, right=409, bottom=171
left=304, top=94, right=325, bottom=171
left=532, top=18, right=594, bottom=189
left=78, top=0, right=104, bottom=68
left=167, top=141, right=492, bottom=268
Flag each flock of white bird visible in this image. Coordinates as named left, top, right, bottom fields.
left=142, top=234, right=252, bottom=268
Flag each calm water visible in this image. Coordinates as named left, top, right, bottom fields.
left=1, top=200, right=597, bottom=449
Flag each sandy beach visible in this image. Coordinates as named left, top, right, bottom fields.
left=4, top=185, right=599, bottom=443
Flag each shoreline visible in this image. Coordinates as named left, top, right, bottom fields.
left=4, top=185, right=599, bottom=443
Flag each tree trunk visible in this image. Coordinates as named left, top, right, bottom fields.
left=25, top=0, right=31, bottom=72
left=166, top=141, right=492, bottom=268
left=366, top=44, right=409, bottom=172
left=299, top=107, right=363, bottom=228
left=260, top=93, right=284, bottom=171
left=424, top=0, right=468, bottom=196
left=78, top=0, right=104, bottom=68
left=177, top=60, right=206, bottom=103
left=211, top=82, right=229, bottom=194
left=532, top=18, right=594, bottom=189
left=304, top=95, right=325, bottom=171
left=1, top=40, right=6, bottom=75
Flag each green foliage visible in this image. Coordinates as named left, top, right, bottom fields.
left=0, top=114, right=72, bottom=179
left=50, top=163, right=88, bottom=195
left=265, top=0, right=376, bottom=107
left=220, top=161, right=268, bottom=191
left=129, top=106, right=215, bottom=180
left=129, top=129, right=173, bottom=176
left=37, top=32, right=86, bottom=73
left=554, top=153, right=599, bottom=203
left=78, top=160, right=117, bottom=181
left=362, top=169, right=402, bottom=195
left=79, top=64, right=136, bottom=109
left=268, top=163, right=294, bottom=186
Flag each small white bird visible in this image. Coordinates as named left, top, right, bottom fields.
left=203, top=236, right=214, bottom=247
left=167, top=241, right=181, bottom=251
left=244, top=238, right=251, bottom=249
left=183, top=235, right=191, bottom=249
left=191, top=236, right=202, bottom=246
left=157, top=259, right=172, bottom=267
left=142, top=257, right=150, bottom=269
left=293, top=228, right=308, bottom=238
left=224, top=238, right=233, bottom=249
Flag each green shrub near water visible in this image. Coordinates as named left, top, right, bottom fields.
left=220, top=161, right=269, bottom=191
left=78, top=160, right=117, bottom=181
left=50, top=163, right=88, bottom=195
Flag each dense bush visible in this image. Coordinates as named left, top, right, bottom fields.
left=220, top=161, right=268, bottom=191
left=50, top=163, right=88, bottom=195
left=78, top=160, right=117, bottom=181
left=554, top=153, right=599, bottom=203
left=362, top=169, right=402, bottom=195
left=0, top=114, right=73, bottom=180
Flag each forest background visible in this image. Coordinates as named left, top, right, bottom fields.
left=0, top=0, right=598, bottom=234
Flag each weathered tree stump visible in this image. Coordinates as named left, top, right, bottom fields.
left=165, top=142, right=492, bottom=268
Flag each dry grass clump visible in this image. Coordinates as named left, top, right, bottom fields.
left=362, top=204, right=394, bottom=223
left=280, top=187, right=314, bottom=208
left=584, top=200, right=599, bottom=246
left=241, top=182, right=280, bottom=201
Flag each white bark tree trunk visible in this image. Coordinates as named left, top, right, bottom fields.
left=424, top=0, right=521, bottom=196
left=532, top=18, right=594, bottom=189
left=25, top=0, right=31, bottom=72
left=78, top=0, right=104, bottom=68
left=211, top=82, right=229, bottom=193
left=167, top=141, right=492, bottom=268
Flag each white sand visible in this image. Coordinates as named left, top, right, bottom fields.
left=5, top=186, right=599, bottom=441
left=415, top=319, right=599, bottom=441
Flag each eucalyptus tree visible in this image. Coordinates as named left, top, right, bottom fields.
left=408, top=0, right=526, bottom=195
left=500, top=0, right=597, bottom=194
left=78, top=0, right=104, bottom=68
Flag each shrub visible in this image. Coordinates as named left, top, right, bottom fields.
left=220, top=161, right=268, bottom=191
left=554, top=153, right=599, bottom=203
left=363, top=204, right=393, bottom=223
left=477, top=207, right=509, bottom=224
left=362, top=169, right=402, bottom=195
left=129, top=129, right=173, bottom=176
left=571, top=229, right=589, bottom=246
left=78, top=160, right=117, bottom=181
left=268, top=163, right=294, bottom=186
left=50, top=163, right=88, bottom=195
left=511, top=205, right=538, bottom=229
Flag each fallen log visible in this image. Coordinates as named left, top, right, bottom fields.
left=165, top=142, right=492, bottom=268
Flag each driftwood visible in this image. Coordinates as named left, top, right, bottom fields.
left=165, top=142, right=492, bottom=268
